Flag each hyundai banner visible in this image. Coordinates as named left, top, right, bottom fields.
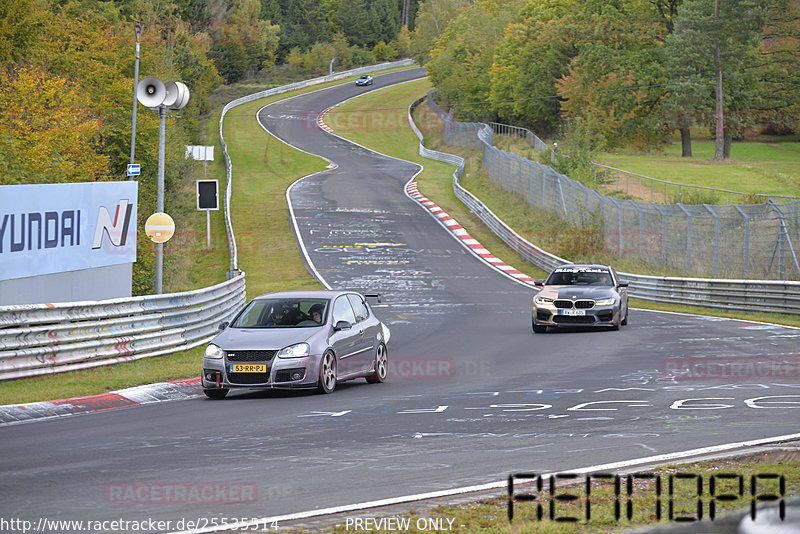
left=0, top=182, right=138, bottom=281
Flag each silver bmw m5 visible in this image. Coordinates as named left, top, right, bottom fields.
left=532, top=264, right=629, bottom=333
left=201, top=290, right=390, bottom=398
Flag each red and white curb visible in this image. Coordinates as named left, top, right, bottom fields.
left=318, top=107, right=334, bottom=133
left=406, top=182, right=538, bottom=285
left=0, top=377, right=203, bottom=426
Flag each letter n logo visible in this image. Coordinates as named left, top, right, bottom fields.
left=93, top=200, right=133, bottom=249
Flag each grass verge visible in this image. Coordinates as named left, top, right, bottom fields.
left=597, top=139, right=800, bottom=199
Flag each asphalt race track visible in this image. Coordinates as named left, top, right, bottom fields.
left=2, top=68, right=799, bottom=532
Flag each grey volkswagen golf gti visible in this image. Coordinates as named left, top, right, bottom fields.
left=531, top=264, right=629, bottom=333
left=201, top=290, right=390, bottom=398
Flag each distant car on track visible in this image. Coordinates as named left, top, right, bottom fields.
left=355, top=75, right=374, bottom=86
left=201, top=290, right=390, bottom=398
left=532, top=264, right=629, bottom=333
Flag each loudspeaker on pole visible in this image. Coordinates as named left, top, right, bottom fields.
left=163, top=81, right=190, bottom=110
left=137, top=76, right=166, bottom=107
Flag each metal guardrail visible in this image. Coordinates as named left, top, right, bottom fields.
left=0, top=274, right=246, bottom=380
left=409, top=98, right=800, bottom=316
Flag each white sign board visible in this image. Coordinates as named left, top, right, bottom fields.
left=0, top=182, right=138, bottom=281
left=185, top=145, right=215, bottom=161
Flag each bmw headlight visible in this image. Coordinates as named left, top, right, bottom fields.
left=535, top=296, right=554, bottom=305
left=595, top=296, right=616, bottom=306
left=204, top=344, right=224, bottom=359
left=277, top=343, right=310, bottom=359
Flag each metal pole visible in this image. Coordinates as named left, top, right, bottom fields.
left=130, top=22, right=143, bottom=165
left=204, top=151, right=210, bottom=249
left=155, top=105, right=166, bottom=294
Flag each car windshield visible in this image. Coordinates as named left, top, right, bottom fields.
left=546, top=268, right=613, bottom=286
left=359, top=75, right=368, bottom=79
left=231, top=298, right=330, bottom=328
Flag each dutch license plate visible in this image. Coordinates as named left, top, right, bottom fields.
left=229, top=364, right=267, bottom=373
left=561, top=309, right=586, bottom=316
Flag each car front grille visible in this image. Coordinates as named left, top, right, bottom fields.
left=226, top=350, right=277, bottom=362
left=554, top=299, right=595, bottom=309
left=226, top=371, right=270, bottom=385
left=554, top=315, right=595, bottom=324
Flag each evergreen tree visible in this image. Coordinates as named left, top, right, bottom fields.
left=665, top=0, right=768, bottom=159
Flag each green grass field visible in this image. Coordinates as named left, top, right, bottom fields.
left=596, top=139, right=800, bottom=201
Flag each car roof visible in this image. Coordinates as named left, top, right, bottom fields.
left=251, top=290, right=361, bottom=300
left=552, top=263, right=612, bottom=271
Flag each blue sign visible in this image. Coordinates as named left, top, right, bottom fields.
left=126, top=164, right=141, bottom=176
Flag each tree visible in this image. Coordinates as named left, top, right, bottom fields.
left=425, top=0, right=524, bottom=121
left=410, top=0, right=472, bottom=64
left=0, top=67, right=109, bottom=183
left=753, top=0, right=800, bottom=134
left=489, top=0, right=578, bottom=133
left=665, top=0, right=768, bottom=160
left=553, top=2, right=669, bottom=150
left=209, top=0, right=280, bottom=82
left=0, top=0, right=46, bottom=66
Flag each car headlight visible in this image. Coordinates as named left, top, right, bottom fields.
left=205, top=344, right=224, bottom=359
left=595, top=296, right=616, bottom=306
left=535, top=296, right=554, bottom=305
left=277, top=343, right=310, bottom=359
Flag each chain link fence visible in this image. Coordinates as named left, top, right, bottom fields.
left=431, top=93, right=800, bottom=280
left=409, top=97, right=800, bottom=315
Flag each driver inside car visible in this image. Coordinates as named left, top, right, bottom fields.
left=308, top=304, right=324, bottom=324
left=265, top=304, right=293, bottom=326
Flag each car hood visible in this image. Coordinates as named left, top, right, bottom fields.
left=537, top=286, right=616, bottom=300
left=210, top=326, right=325, bottom=351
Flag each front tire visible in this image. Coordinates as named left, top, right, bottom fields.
left=366, top=343, right=388, bottom=383
left=203, top=388, right=228, bottom=399
left=317, top=351, right=337, bottom=394
left=621, top=308, right=628, bottom=326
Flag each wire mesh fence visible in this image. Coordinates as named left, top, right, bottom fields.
left=432, top=93, right=800, bottom=280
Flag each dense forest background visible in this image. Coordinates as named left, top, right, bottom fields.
left=409, top=0, right=800, bottom=161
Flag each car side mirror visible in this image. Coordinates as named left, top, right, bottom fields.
left=334, top=320, right=352, bottom=331
left=618, top=281, right=629, bottom=287
left=218, top=321, right=229, bottom=331
left=533, top=279, right=545, bottom=287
